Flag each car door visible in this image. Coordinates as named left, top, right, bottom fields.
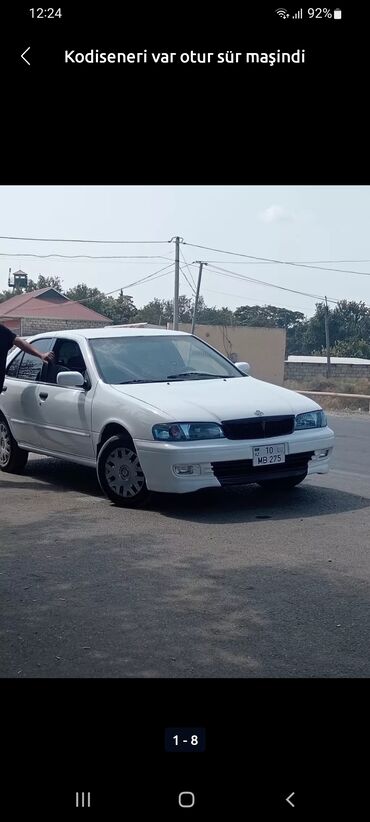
left=2, top=339, right=56, bottom=449
left=34, top=338, right=95, bottom=460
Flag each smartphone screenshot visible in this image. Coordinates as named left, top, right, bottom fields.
left=1, top=4, right=368, bottom=817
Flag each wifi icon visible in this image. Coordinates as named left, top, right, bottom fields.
left=275, top=7, right=289, bottom=17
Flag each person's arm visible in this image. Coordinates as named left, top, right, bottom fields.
left=14, top=337, right=55, bottom=363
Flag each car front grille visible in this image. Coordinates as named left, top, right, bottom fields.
left=221, top=415, right=295, bottom=440
left=211, top=451, right=314, bottom=486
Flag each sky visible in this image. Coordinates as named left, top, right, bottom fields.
left=0, top=186, right=369, bottom=318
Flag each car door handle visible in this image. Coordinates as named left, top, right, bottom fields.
left=39, top=392, right=48, bottom=400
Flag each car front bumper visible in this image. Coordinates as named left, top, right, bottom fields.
left=134, top=427, right=335, bottom=493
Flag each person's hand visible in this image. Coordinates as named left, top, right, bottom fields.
left=41, top=351, right=55, bottom=363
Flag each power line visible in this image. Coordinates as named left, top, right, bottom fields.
left=179, top=267, right=196, bottom=295
left=196, top=259, right=370, bottom=265
left=287, top=259, right=370, bottom=264
left=0, top=235, right=171, bottom=245
left=16, top=267, right=175, bottom=314
left=0, top=253, right=173, bottom=261
left=180, top=248, right=197, bottom=289
left=206, top=264, right=339, bottom=304
left=202, top=287, right=308, bottom=312
left=184, top=242, right=370, bottom=277
left=74, top=263, right=175, bottom=303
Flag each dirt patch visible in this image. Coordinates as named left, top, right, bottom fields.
left=284, top=379, right=370, bottom=414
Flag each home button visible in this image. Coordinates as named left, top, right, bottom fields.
left=178, top=791, right=195, bottom=808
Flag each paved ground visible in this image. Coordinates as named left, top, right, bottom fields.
left=1, top=414, right=369, bottom=678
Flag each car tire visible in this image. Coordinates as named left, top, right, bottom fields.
left=0, top=416, right=29, bottom=473
left=97, top=435, right=151, bottom=508
left=257, top=473, right=307, bottom=491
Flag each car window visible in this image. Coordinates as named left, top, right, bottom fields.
left=173, top=338, right=230, bottom=376
left=6, top=351, right=23, bottom=378
left=11, top=339, right=54, bottom=382
left=45, top=338, right=87, bottom=385
left=89, top=335, right=240, bottom=384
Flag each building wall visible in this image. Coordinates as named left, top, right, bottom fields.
left=177, top=324, right=286, bottom=385
left=20, top=318, right=108, bottom=335
left=284, top=362, right=370, bottom=381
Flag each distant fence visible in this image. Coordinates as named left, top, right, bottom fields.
left=295, top=389, right=370, bottom=413
left=285, top=362, right=370, bottom=380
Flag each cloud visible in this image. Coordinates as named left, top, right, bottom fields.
left=259, top=204, right=295, bottom=224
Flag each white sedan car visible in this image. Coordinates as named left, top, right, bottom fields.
left=0, top=327, right=334, bottom=507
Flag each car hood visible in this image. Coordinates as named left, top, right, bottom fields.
left=110, top=377, right=321, bottom=421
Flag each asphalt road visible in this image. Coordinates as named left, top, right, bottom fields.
left=1, top=414, right=370, bottom=678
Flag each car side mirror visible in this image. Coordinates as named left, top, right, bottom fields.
left=234, top=361, right=250, bottom=375
left=57, top=371, right=85, bottom=388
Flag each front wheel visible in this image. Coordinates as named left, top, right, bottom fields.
left=0, top=417, right=29, bottom=473
left=97, top=435, right=151, bottom=508
left=257, top=473, right=307, bottom=491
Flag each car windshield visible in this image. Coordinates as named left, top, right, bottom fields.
left=89, top=335, right=243, bottom=384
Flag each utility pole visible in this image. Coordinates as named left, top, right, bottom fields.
left=191, top=261, right=206, bottom=334
left=324, top=296, right=331, bottom=378
left=173, top=236, right=180, bottom=330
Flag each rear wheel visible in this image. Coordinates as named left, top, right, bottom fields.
left=97, top=435, right=150, bottom=508
left=257, top=473, right=307, bottom=491
left=0, top=417, right=28, bottom=473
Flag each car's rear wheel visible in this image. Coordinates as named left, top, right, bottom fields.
left=0, top=417, right=29, bottom=473
left=97, top=435, right=150, bottom=507
left=257, top=473, right=307, bottom=491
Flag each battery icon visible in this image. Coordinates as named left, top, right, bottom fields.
left=333, top=8, right=342, bottom=18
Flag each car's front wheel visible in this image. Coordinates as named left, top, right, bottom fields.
left=97, top=435, right=150, bottom=507
left=0, top=416, right=29, bottom=473
left=257, top=473, right=307, bottom=491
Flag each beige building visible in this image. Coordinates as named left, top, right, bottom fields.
left=175, top=323, right=286, bottom=385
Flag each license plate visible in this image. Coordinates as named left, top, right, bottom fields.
left=252, top=443, right=286, bottom=466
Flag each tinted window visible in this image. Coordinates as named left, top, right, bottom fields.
left=54, top=339, right=86, bottom=369
left=6, top=352, right=23, bottom=377
left=45, top=338, right=87, bottom=385
left=16, top=339, right=54, bottom=382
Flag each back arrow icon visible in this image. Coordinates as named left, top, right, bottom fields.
left=286, top=792, right=295, bottom=808
left=21, top=47, right=31, bottom=66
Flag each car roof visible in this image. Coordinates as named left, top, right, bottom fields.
left=28, top=327, right=191, bottom=341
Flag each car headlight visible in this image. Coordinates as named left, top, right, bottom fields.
left=295, top=410, right=327, bottom=430
left=152, top=422, right=225, bottom=441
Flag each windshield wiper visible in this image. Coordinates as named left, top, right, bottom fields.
left=166, top=372, right=225, bottom=380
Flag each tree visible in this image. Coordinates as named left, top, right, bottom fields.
left=330, top=338, right=370, bottom=359
left=65, top=283, right=108, bottom=316
left=331, top=300, right=370, bottom=344
left=234, top=303, right=307, bottom=356
left=305, top=300, right=370, bottom=357
left=134, top=295, right=196, bottom=325
left=300, top=302, right=328, bottom=355
left=160, top=295, right=194, bottom=324
left=104, top=291, right=137, bottom=324
left=197, top=301, right=234, bottom=325
left=27, top=274, right=63, bottom=291
left=234, top=304, right=305, bottom=329
left=0, top=289, right=16, bottom=303
left=286, top=320, right=310, bottom=355
left=134, top=298, right=171, bottom=325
